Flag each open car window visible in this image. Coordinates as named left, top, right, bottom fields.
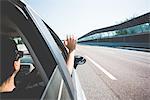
left=43, top=21, right=68, bottom=60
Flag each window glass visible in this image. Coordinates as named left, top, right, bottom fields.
left=14, top=37, right=45, bottom=98
left=43, top=21, right=68, bottom=60
left=1, top=36, right=45, bottom=99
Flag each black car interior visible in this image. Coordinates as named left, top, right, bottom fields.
left=0, top=2, right=46, bottom=99
left=0, top=27, right=45, bottom=100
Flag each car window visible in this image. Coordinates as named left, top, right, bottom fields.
left=14, top=36, right=66, bottom=100
left=14, top=37, right=71, bottom=100
left=13, top=37, right=71, bottom=100
left=15, top=37, right=45, bottom=96
left=43, top=21, right=68, bottom=60
left=0, top=35, right=46, bottom=99
left=14, top=36, right=72, bottom=100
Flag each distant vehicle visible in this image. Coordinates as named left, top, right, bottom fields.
left=0, top=0, right=86, bottom=100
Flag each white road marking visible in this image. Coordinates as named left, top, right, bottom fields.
left=85, top=56, right=117, bottom=80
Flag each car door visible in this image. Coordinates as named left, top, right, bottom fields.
left=1, top=1, right=87, bottom=100
left=2, top=0, right=76, bottom=99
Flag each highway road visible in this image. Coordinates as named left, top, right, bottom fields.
left=76, top=44, right=150, bottom=100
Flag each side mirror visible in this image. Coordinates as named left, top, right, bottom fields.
left=17, top=39, right=23, bottom=44
left=15, top=51, right=24, bottom=61
left=74, top=55, right=86, bottom=69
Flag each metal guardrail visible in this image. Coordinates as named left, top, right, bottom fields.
left=78, top=32, right=150, bottom=49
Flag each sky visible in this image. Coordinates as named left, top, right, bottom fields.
left=25, top=0, right=149, bottom=39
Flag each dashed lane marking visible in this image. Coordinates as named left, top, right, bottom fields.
left=85, top=55, right=117, bottom=80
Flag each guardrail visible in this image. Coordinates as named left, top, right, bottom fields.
left=78, top=32, right=150, bottom=48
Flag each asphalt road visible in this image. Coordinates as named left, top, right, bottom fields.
left=76, top=44, right=150, bottom=100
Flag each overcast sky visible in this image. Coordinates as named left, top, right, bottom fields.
left=26, top=0, right=149, bottom=39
